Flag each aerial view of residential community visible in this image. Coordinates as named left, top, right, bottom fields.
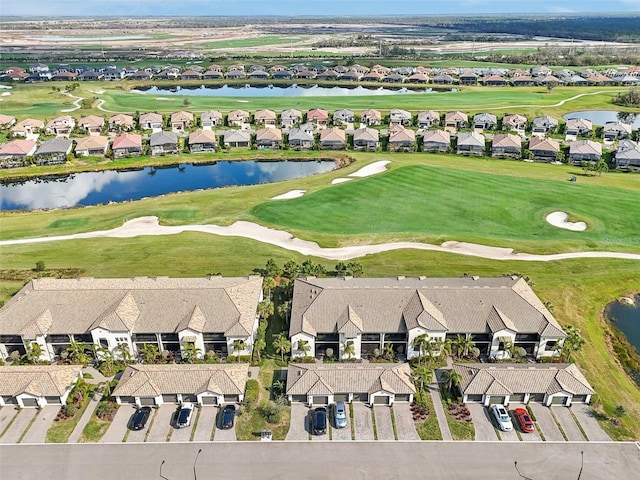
left=1, top=1, right=640, bottom=478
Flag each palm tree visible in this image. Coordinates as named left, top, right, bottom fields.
left=438, top=338, right=453, bottom=359
left=383, top=341, right=395, bottom=361
left=556, top=325, right=586, bottom=362
left=24, top=342, right=43, bottom=364
left=273, top=334, right=291, bottom=362
left=233, top=339, right=247, bottom=362
left=263, top=277, right=277, bottom=301
left=181, top=342, right=202, bottom=364
left=253, top=337, right=266, bottom=363
left=140, top=343, right=160, bottom=364
left=453, top=334, right=475, bottom=359
left=411, top=365, right=434, bottom=392
left=257, top=300, right=274, bottom=321
left=297, top=339, right=311, bottom=357
left=412, top=333, right=431, bottom=365
left=66, top=340, right=91, bottom=365
left=342, top=341, right=355, bottom=360
left=114, top=343, right=132, bottom=364
left=441, top=368, right=462, bottom=396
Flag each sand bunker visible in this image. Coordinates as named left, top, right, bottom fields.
left=546, top=211, right=587, bottom=232
left=1, top=92, right=11, bottom=96
left=271, top=189, right=306, bottom=200
left=331, top=178, right=353, bottom=184
left=349, top=160, right=390, bottom=178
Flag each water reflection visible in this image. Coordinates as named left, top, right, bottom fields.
left=0, top=160, right=335, bottom=211
left=563, top=110, right=640, bottom=128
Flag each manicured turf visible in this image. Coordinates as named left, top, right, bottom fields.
left=251, top=164, right=640, bottom=253
left=192, top=36, right=308, bottom=49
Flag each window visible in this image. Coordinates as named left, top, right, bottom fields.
left=545, top=341, right=557, bottom=351
left=99, top=338, right=108, bottom=348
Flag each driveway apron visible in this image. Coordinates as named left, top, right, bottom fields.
left=21, top=405, right=59, bottom=444
left=147, top=405, right=176, bottom=443
left=171, top=415, right=196, bottom=442
left=466, top=403, right=498, bottom=441
left=1, top=408, right=38, bottom=444
left=529, top=403, right=564, bottom=442
left=352, top=403, right=375, bottom=441
left=193, top=407, right=217, bottom=442
left=286, top=402, right=310, bottom=441
left=374, top=406, right=395, bottom=440
left=0, top=408, right=20, bottom=442
left=213, top=408, right=236, bottom=442
left=570, top=404, right=610, bottom=441
left=392, top=403, right=420, bottom=441
left=331, top=405, right=352, bottom=441
left=509, top=404, right=542, bottom=442
left=99, top=405, right=133, bottom=443
left=553, top=407, right=586, bottom=441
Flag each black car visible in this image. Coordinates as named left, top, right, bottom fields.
left=130, top=407, right=152, bottom=430
left=222, top=404, right=236, bottom=429
left=311, top=407, right=327, bottom=435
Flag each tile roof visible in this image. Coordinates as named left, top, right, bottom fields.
left=75, top=136, right=109, bottom=151
left=320, top=127, right=346, bottom=142
left=112, top=364, right=248, bottom=397
left=569, top=140, right=602, bottom=156
left=0, top=140, right=37, bottom=155
left=457, top=131, right=485, bottom=147
left=0, top=365, right=81, bottom=397
left=0, top=276, right=262, bottom=336
left=492, top=133, right=521, bottom=149
left=353, top=127, right=379, bottom=142
left=529, top=136, right=560, bottom=153
left=423, top=130, right=450, bottom=144
left=290, top=277, right=565, bottom=339
left=189, top=129, right=217, bottom=144
left=286, top=363, right=415, bottom=396
left=112, top=133, right=142, bottom=149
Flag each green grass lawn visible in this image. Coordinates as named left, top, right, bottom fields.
left=413, top=391, right=443, bottom=441
left=190, top=36, right=309, bottom=49
left=439, top=388, right=475, bottom=441
left=45, top=395, right=92, bottom=443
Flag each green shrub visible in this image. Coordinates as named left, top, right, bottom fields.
left=62, top=404, right=77, bottom=416
left=244, top=379, right=259, bottom=406
left=257, top=401, right=282, bottom=424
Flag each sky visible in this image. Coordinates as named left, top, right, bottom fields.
left=3, top=0, right=640, bottom=17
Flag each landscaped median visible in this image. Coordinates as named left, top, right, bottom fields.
left=46, top=379, right=96, bottom=443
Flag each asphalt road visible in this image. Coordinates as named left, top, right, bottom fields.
left=1, top=441, right=638, bottom=480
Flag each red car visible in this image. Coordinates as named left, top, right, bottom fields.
left=514, top=408, right=535, bottom=433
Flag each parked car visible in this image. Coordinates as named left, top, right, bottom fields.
left=333, top=401, right=347, bottom=428
left=176, top=402, right=195, bottom=428
left=130, top=406, right=152, bottom=430
left=222, top=404, right=236, bottom=429
left=513, top=408, right=535, bottom=433
left=311, top=407, right=327, bottom=435
left=490, top=404, right=513, bottom=431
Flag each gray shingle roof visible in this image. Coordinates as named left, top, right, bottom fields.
left=0, top=277, right=262, bottom=336
left=150, top=131, right=178, bottom=147
left=290, top=277, right=564, bottom=339
left=35, top=138, right=73, bottom=155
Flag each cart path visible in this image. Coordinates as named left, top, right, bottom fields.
left=1, top=216, right=639, bottom=262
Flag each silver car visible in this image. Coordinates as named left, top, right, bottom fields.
left=334, top=401, right=347, bottom=428
left=490, top=404, right=513, bottom=431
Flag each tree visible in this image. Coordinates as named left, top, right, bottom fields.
left=297, top=339, right=311, bottom=357
left=24, top=342, right=43, bottom=364
left=114, top=343, right=132, bottom=364
left=263, top=277, right=277, bottom=301
left=412, top=365, right=434, bottom=392
left=66, top=340, right=91, bottom=365
left=282, top=260, right=300, bottom=279
left=412, top=333, right=432, bottom=365
left=441, top=368, right=462, bottom=395
left=277, top=301, right=291, bottom=323
left=264, top=258, right=283, bottom=278
left=342, top=341, right=355, bottom=360
left=140, top=343, right=160, bottom=364
left=253, top=337, right=266, bottom=363
left=594, top=158, right=609, bottom=176
left=557, top=325, right=586, bottom=362
left=181, top=342, right=202, bottom=364
left=34, top=260, right=46, bottom=272
left=453, top=334, right=475, bottom=359
left=233, top=339, right=247, bottom=361
left=346, top=261, right=363, bottom=277
left=383, top=341, right=395, bottom=361
left=335, top=262, right=348, bottom=276
left=437, top=338, right=453, bottom=359
left=273, top=333, right=291, bottom=362
left=257, top=300, right=274, bottom=321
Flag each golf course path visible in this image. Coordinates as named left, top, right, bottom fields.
left=482, top=89, right=624, bottom=111
left=2, top=216, right=639, bottom=262
left=60, top=92, right=84, bottom=112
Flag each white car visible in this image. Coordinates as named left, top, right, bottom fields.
left=490, top=404, right=513, bottom=431
left=176, top=402, right=195, bottom=428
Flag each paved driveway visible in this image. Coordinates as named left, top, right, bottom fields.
left=509, top=404, right=542, bottom=442
left=374, top=406, right=395, bottom=440
left=529, top=403, right=564, bottom=442
left=352, top=403, right=374, bottom=441
left=393, top=403, right=420, bottom=441
left=286, top=403, right=310, bottom=441
left=21, top=405, right=59, bottom=444
left=0, top=407, right=19, bottom=442
left=193, top=407, right=217, bottom=442
left=331, top=404, right=352, bottom=441
left=553, top=407, right=586, bottom=441
left=214, top=408, right=237, bottom=442
left=171, top=412, right=196, bottom=443
left=99, top=405, right=132, bottom=443
left=127, top=411, right=149, bottom=443
left=1, top=408, right=38, bottom=444
left=147, top=405, right=176, bottom=443
left=570, top=404, right=610, bottom=441
left=466, top=404, right=498, bottom=441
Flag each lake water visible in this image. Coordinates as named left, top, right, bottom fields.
left=563, top=110, right=640, bottom=128
left=133, top=84, right=441, bottom=98
left=605, top=295, right=640, bottom=354
left=0, top=160, right=335, bottom=211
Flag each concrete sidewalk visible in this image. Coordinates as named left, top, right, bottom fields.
left=429, top=383, right=452, bottom=441
left=68, top=393, right=103, bottom=443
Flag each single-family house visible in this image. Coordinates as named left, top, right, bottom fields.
left=254, top=109, right=277, bottom=126
left=225, top=70, right=246, bottom=80
left=78, top=115, right=105, bottom=135
left=307, top=109, right=329, bottom=127
left=112, top=364, right=249, bottom=407
left=149, top=131, right=179, bottom=156
left=272, top=70, right=293, bottom=80
left=112, top=133, right=143, bottom=158
left=389, top=109, right=412, bottom=127
left=255, top=128, right=282, bottom=149
left=11, top=119, right=44, bottom=137
left=139, top=113, right=164, bottom=132
left=565, top=118, right=593, bottom=138
left=388, top=125, right=416, bottom=152
left=603, top=122, right=632, bottom=142
left=296, top=69, right=317, bottom=79
left=108, top=114, right=134, bottom=132
left=129, top=70, right=152, bottom=81
left=444, top=111, right=468, bottom=131
left=382, top=73, right=405, bottom=84
left=45, top=116, right=75, bottom=137
left=360, top=109, right=382, bottom=126
left=0, top=114, right=17, bottom=129
left=417, top=110, right=440, bottom=128
left=502, top=114, right=528, bottom=133
left=352, top=127, right=379, bottom=151
left=170, top=111, right=194, bottom=133
left=188, top=129, right=217, bottom=153
left=203, top=70, right=224, bottom=80
left=74, top=135, right=109, bottom=157
left=317, top=69, right=339, bottom=81
left=482, top=75, right=508, bottom=86
left=0, top=139, right=37, bottom=167
left=456, top=131, right=486, bottom=155
left=224, top=130, right=251, bottom=148
left=34, top=137, right=73, bottom=165
left=511, top=75, right=535, bottom=86
left=473, top=113, right=497, bottom=131
left=422, top=130, right=451, bottom=153
left=286, top=363, right=415, bottom=407
left=537, top=75, right=562, bottom=87
left=491, top=133, right=522, bottom=158
left=319, top=127, right=346, bottom=150
left=228, top=110, right=250, bottom=127
left=200, top=111, right=223, bottom=130
left=459, top=70, right=479, bottom=85
left=532, top=116, right=558, bottom=136
left=181, top=69, right=202, bottom=80
left=615, top=139, right=640, bottom=170
left=453, top=363, right=594, bottom=407
left=0, top=365, right=83, bottom=408
left=569, top=140, right=602, bottom=164
left=528, top=136, right=560, bottom=162
left=333, top=109, right=355, bottom=126
left=361, top=72, right=383, bottom=83
left=287, top=128, right=315, bottom=150
left=289, top=276, right=567, bottom=361
left=0, top=276, right=263, bottom=363
left=280, top=109, right=302, bottom=129
left=406, top=73, right=429, bottom=84
left=433, top=73, right=454, bottom=85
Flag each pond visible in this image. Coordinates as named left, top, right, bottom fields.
left=563, top=110, right=640, bottom=128
left=605, top=295, right=640, bottom=354
left=133, top=84, right=443, bottom=98
left=0, top=160, right=336, bottom=211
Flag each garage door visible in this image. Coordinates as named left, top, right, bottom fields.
left=140, top=397, right=156, bottom=406
left=334, top=394, right=348, bottom=402
left=352, top=393, right=368, bottom=402
left=488, top=396, right=506, bottom=405
left=224, top=395, right=239, bottom=403
left=467, top=394, right=483, bottom=402
left=22, top=398, right=39, bottom=407
left=2, top=396, right=18, bottom=405
left=118, top=396, right=135, bottom=405
left=182, top=394, right=197, bottom=402
left=312, top=396, right=329, bottom=405
left=373, top=396, right=390, bottom=405
left=531, top=393, right=545, bottom=402
left=291, top=395, right=307, bottom=403
left=395, top=394, right=411, bottom=402
left=162, top=394, right=178, bottom=403
left=510, top=393, right=526, bottom=402
left=201, top=396, right=217, bottom=405
left=572, top=395, right=588, bottom=403
left=550, top=396, right=568, bottom=406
